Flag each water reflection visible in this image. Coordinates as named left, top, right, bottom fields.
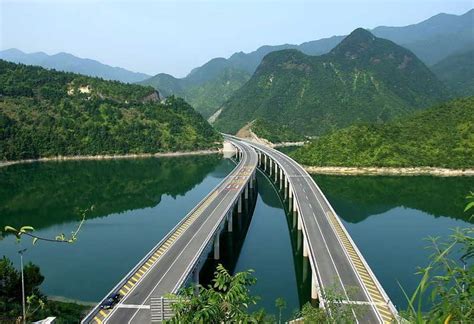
left=0, top=155, right=225, bottom=231
left=315, top=175, right=474, bottom=223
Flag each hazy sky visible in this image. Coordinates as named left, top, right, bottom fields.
left=1, top=0, right=472, bottom=77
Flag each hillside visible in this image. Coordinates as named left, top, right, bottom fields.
left=214, top=28, right=447, bottom=138
left=140, top=65, right=251, bottom=118
left=432, top=49, right=474, bottom=96
left=0, top=48, right=151, bottom=83
left=0, top=60, right=221, bottom=161
left=290, top=97, right=474, bottom=169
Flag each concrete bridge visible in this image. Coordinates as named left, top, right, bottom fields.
left=83, top=136, right=398, bottom=323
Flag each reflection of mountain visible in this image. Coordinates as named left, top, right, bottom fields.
left=314, top=175, right=474, bottom=224
left=0, top=155, right=224, bottom=230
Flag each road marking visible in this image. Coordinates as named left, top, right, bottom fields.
left=117, top=304, right=151, bottom=309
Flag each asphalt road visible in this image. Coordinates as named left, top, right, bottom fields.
left=83, top=138, right=257, bottom=324
left=243, top=140, right=397, bottom=324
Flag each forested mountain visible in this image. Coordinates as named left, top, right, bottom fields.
left=0, top=60, right=221, bottom=161
left=139, top=64, right=251, bottom=119
left=141, top=9, right=471, bottom=117
left=214, top=28, right=447, bottom=138
left=432, top=49, right=474, bottom=96
left=290, top=97, right=474, bottom=169
left=0, top=48, right=151, bottom=83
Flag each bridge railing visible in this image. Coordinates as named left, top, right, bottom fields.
left=269, top=147, right=398, bottom=317
left=172, top=140, right=256, bottom=292
left=82, top=141, right=246, bottom=323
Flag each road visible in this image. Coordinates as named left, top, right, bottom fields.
left=83, top=138, right=258, bottom=324
left=243, top=139, right=397, bottom=323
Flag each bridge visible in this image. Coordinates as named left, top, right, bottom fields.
left=242, top=138, right=398, bottom=323
left=83, top=135, right=398, bottom=323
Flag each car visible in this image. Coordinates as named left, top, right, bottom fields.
left=99, top=293, right=121, bottom=309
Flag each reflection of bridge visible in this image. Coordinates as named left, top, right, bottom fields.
left=83, top=136, right=398, bottom=323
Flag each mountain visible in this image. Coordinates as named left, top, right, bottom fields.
left=214, top=28, right=447, bottom=138
left=290, top=97, right=474, bottom=169
left=431, top=48, right=474, bottom=96
left=141, top=9, right=472, bottom=117
left=0, top=48, right=151, bottom=83
left=139, top=65, right=251, bottom=118
left=0, top=60, right=220, bottom=161
left=372, top=9, right=474, bottom=65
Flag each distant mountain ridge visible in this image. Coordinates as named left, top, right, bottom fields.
left=0, top=48, right=151, bottom=83
left=432, top=48, right=474, bottom=96
left=141, top=9, right=472, bottom=117
left=214, top=28, right=448, bottom=138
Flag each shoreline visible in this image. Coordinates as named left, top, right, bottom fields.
left=0, top=149, right=222, bottom=168
left=303, top=166, right=474, bottom=177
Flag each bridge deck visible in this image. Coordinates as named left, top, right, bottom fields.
left=83, top=139, right=257, bottom=324
left=244, top=139, right=398, bottom=324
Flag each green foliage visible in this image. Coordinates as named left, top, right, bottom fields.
left=215, top=28, right=447, bottom=137
left=431, top=48, right=474, bottom=97
left=166, top=264, right=260, bottom=323
left=140, top=66, right=251, bottom=118
left=0, top=256, right=88, bottom=322
left=293, top=287, right=367, bottom=323
left=4, top=206, right=90, bottom=245
left=400, top=227, right=474, bottom=323
left=275, top=297, right=286, bottom=324
left=291, top=97, right=474, bottom=169
left=0, top=60, right=221, bottom=161
left=251, top=119, right=304, bottom=143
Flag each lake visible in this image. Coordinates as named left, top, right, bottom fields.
left=1, top=157, right=472, bottom=320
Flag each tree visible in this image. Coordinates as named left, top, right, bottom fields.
left=400, top=193, right=474, bottom=323
left=166, top=264, right=259, bottom=323
left=275, top=297, right=286, bottom=324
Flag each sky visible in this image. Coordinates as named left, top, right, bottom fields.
left=0, top=0, right=472, bottom=77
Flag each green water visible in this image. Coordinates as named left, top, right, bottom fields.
left=1, top=157, right=472, bottom=319
left=314, top=175, right=474, bottom=311
left=0, top=155, right=234, bottom=302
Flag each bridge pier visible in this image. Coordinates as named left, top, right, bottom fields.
left=214, top=234, right=220, bottom=260
left=274, top=163, right=278, bottom=182
left=311, top=271, right=319, bottom=302
left=227, top=211, right=233, bottom=232
left=193, top=269, right=199, bottom=295
left=303, top=234, right=309, bottom=257
left=244, top=183, right=249, bottom=199
left=279, top=168, right=283, bottom=190
left=237, top=196, right=242, bottom=214
left=269, top=159, right=273, bottom=176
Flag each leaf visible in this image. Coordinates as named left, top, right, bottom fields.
left=32, top=237, right=38, bottom=245
left=4, top=226, right=18, bottom=233
left=463, top=201, right=474, bottom=212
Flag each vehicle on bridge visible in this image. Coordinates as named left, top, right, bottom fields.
left=99, top=293, right=121, bottom=310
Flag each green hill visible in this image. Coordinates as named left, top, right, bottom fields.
left=139, top=64, right=251, bottom=119
left=0, top=60, right=221, bottom=161
left=214, top=28, right=447, bottom=139
left=290, top=97, right=474, bottom=169
left=432, top=49, right=474, bottom=96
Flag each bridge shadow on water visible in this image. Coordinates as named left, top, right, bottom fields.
left=198, top=157, right=314, bottom=312
left=199, top=158, right=259, bottom=287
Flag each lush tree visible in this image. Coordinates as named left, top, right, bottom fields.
left=166, top=264, right=260, bottom=323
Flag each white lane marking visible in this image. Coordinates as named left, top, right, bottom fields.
left=298, top=163, right=380, bottom=322
left=117, top=304, right=150, bottom=309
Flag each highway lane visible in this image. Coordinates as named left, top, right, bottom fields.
left=84, top=139, right=258, bottom=324
left=243, top=139, right=396, bottom=323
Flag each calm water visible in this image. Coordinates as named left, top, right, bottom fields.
left=0, top=155, right=234, bottom=302
left=1, top=157, right=472, bottom=319
left=314, top=175, right=474, bottom=311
